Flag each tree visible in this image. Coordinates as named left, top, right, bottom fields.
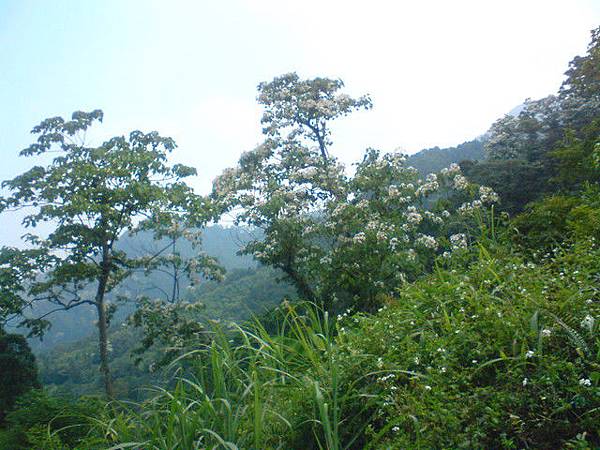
left=560, top=26, right=600, bottom=128
left=257, top=73, right=372, bottom=161
left=126, top=219, right=225, bottom=367
left=0, top=110, right=216, bottom=397
left=214, top=75, right=498, bottom=312
left=0, top=329, right=40, bottom=423
left=473, top=27, right=600, bottom=212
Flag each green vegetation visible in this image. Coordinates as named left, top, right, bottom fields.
left=0, top=24, right=599, bottom=450
left=37, top=265, right=297, bottom=399
left=0, top=331, right=40, bottom=422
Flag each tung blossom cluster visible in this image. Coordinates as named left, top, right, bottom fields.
left=215, top=142, right=500, bottom=308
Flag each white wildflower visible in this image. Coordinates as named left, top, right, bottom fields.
left=453, top=174, right=469, bottom=190
left=415, top=234, right=438, bottom=250
left=450, top=233, right=468, bottom=250
left=581, top=315, right=595, bottom=330
left=353, top=232, right=366, bottom=244
left=479, top=185, right=499, bottom=204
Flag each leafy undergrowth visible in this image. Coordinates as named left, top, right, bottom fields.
left=74, top=239, right=598, bottom=449
left=337, top=239, right=600, bottom=449
left=3, top=239, right=598, bottom=449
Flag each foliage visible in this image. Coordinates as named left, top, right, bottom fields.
left=513, top=184, right=600, bottom=252
left=26, top=224, right=258, bottom=355
left=0, top=390, right=104, bottom=449
left=336, top=238, right=600, bottom=449
left=93, top=303, right=379, bottom=449
left=461, top=159, right=551, bottom=215
left=78, top=232, right=600, bottom=449
left=37, top=266, right=296, bottom=398
left=466, top=27, right=600, bottom=213
left=4, top=26, right=600, bottom=450
left=0, top=110, right=217, bottom=396
left=0, top=331, right=40, bottom=422
left=560, top=26, right=600, bottom=129
left=257, top=72, right=372, bottom=160
left=550, top=123, right=600, bottom=190
left=485, top=95, right=565, bottom=162
left=215, top=74, right=500, bottom=312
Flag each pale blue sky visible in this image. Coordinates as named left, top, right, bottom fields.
left=1, top=0, right=599, bottom=246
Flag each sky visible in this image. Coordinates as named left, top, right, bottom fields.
left=1, top=0, right=599, bottom=246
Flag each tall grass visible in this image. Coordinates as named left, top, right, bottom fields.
left=98, top=303, right=378, bottom=449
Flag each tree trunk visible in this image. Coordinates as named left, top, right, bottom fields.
left=96, top=246, right=114, bottom=398
left=283, top=262, right=316, bottom=304
left=96, top=297, right=113, bottom=398
left=316, top=130, right=328, bottom=161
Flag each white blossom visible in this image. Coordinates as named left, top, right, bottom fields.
left=479, top=186, right=500, bottom=204
left=450, top=233, right=468, bottom=250
left=581, top=315, right=595, bottom=330
left=453, top=174, right=469, bottom=190
left=415, top=234, right=437, bottom=250
left=353, top=232, right=366, bottom=244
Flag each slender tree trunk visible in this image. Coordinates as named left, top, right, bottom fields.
left=96, top=246, right=114, bottom=398
left=283, top=262, right=316, bottom=304
left=170, top=238, right=179, bottom=303
left=96, top=296, right=113, bottom=398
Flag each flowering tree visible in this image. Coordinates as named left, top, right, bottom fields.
left=258, top=72, right=372, bottom=161
left=214, top=75, right=499, bottom=312
left=485, top=27, right=600, bottom=163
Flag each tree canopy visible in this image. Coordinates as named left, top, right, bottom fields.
left=0, top=110, right=217, bottom=396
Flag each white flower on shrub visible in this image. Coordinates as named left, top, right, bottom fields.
left=450, top=233, right=468, bottom=250
left=453, top=174, right=469, bottom=190
left=406, top=211, right=423, bottom=225
left=479, top=186, right=500, bottom=204
left=415, top=234, right=437, bottom=250
left=441, top=163, right=461, bottom=175
left=581, top=315, right=595, bottom=330
left=353, top=232, right=366, bottom=244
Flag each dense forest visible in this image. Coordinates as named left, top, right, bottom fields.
left=0, top=25, right=599, bottom=449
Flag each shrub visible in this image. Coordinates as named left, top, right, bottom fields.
left=0, top=390, right=104, bottom=449
left=337, top=240, right=600, bottom=448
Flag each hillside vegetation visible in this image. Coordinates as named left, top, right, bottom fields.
left=1, top=26, right=599, bottom=450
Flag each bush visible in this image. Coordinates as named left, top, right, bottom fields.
left=513, top=185, right=600, bottom=252
left=0, top=331, right=40, bottom=423
left=337, top=240, right=600, bottom=448
left=0, top=390, right=104, bottom=449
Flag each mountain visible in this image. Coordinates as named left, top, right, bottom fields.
left=406, top=139, right=485, bottom=176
